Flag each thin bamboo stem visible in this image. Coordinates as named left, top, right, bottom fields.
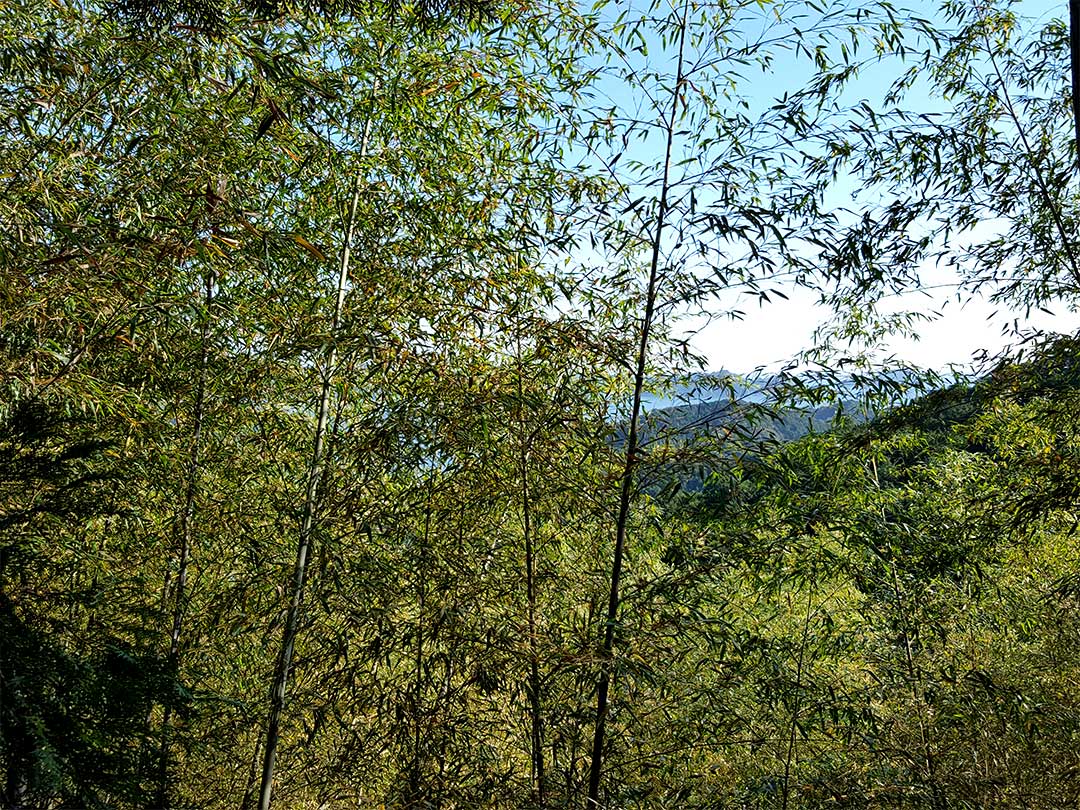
left=585, top=2, right=689, bottom=805
left=256, top=111, right=373, bottom=810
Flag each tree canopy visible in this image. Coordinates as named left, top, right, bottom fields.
left=1, top=0, right=1079, bottom=808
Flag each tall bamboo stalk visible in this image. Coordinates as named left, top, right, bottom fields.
left=154, top=267, right=214, bottom=809
left=1070, top=0, right=1080, bottom=166
left=516, top=327, right=546, bottom=808
left=409, top=477, right=435, bottom=805
left=780, top=587, right=814, bottom=810
left=256, top=113, right=374, bottom=810
left=871, top=456, right=943, bottom=810
left=976, top=4, right=1080, bottom=287
left=585, top=3, right=689, bottom=805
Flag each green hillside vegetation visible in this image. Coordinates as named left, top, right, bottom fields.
left=7, top=326, right=1080, bottom=808
left=666, top=335, right=1080, bottom=807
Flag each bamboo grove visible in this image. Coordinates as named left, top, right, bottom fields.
left=2, top=0, right=1080, bottom=807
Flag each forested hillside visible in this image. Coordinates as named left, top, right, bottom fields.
left=2, top=0, right=1079, bottom=807
left=665, top=336, right=1080, bottom=807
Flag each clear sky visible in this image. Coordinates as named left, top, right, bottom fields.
left=585, top=0, right=1080, bottom=372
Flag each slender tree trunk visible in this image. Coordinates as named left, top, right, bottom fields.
left=410, top=489, right=434, bottom=806
left=780, top=587, right=814, bottom=810
left=976, top=6, right=1080, bottom=286
left=2, top=725, right=29, bottom=810
left=524, top=456, right=545, bottom=810
left=154, top=269, right=215, bottom=809
left=515, top=330, right=546, bottom=808
left=585, top=5, right=688, bottom=805
left=240, top=732, right=262, bottom=810
left=889, top=565, right=944, bottom=810
left=256, top=115, right=372, bottom=810
left=1070, top=0, right=1080, bottom=165
left=871, top=457, right=943, bottom=810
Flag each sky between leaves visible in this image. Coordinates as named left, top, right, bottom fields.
left=580, top=0, right=1080, bottom=372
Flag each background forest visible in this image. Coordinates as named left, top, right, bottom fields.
left=2, top=0, right=1080, bottom=807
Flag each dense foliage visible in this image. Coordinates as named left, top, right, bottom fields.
left=1, top=0, right=1079, bottom=808
left=668, top=338, right=1080, bottom=807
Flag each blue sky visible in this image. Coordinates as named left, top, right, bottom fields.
left=577, top=0, right=1080, bottom=372
left=694, top=0, right=1079, bottom=372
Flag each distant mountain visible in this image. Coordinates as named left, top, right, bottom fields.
left=638, top=371, right=772, bottom=411
left=638, top=398, right=845, bottom=446
left=632, top=367, right=941, bottom=446
left=630, top=370, right=857, bottom=448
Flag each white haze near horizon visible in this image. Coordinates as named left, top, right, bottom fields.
left=688, top=282, right=1080, bottom=373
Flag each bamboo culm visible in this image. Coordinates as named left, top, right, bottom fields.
left=255, top=113, right=373, bottom=810
left=585, top=3, right=689, bottom=805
